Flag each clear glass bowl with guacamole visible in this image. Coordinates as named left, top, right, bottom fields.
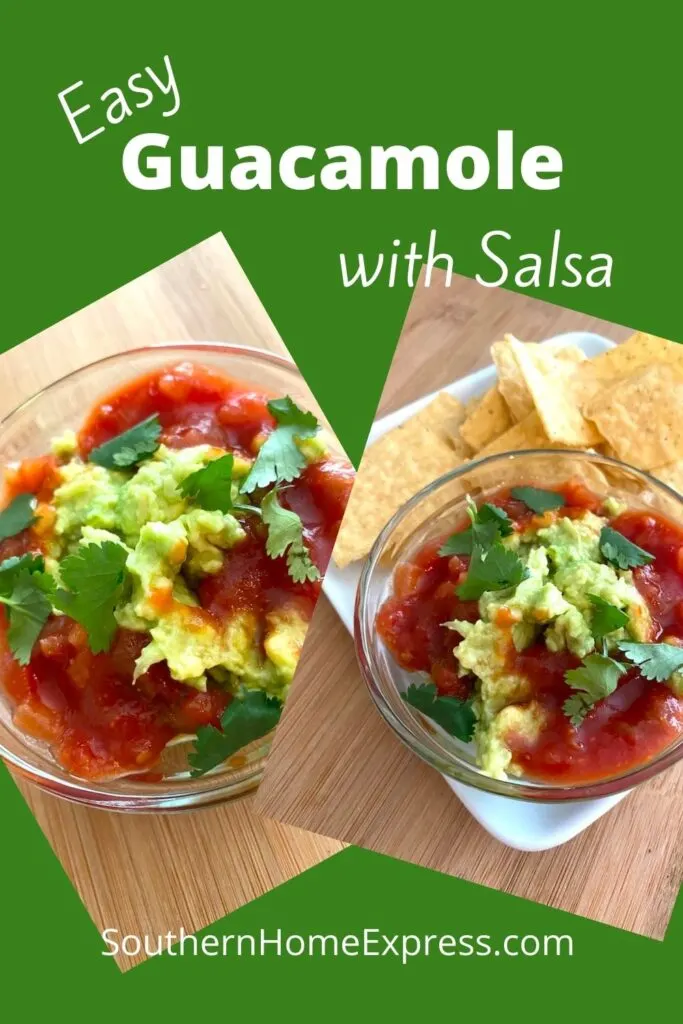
left=355, top=450, right=683, bottom=802
left=0, top=343, right=353, bottom=811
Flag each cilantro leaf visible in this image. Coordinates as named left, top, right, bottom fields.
left=0, top=570, right=53, bottom=665
left=402, top=682, right=476, bottom=742
left=439, top=501, right=513, bottom=557
left=181, top=454, right=235, bottom=513
left=617, top=641, right=683, bottom=682
left=261, top=489, right=321, bottom=584
left=54, top=541, right=129, bottom=653
left=189, top=691, right=282, bottom=776
left=0, top=554, right=45, bottom=597
left=510, top=486, right=565, bottom=514
left=588, top=594, right=629, bottom=640
left=89, top=415, right=162, bottom=469
left=456, top=543, right=528, bottom=601
left=240, top=397, right=319, bottom=493
left=599, top=526, right=654, bottom=570
left=563, top=652, right=625, bottom=726
left=563, top=692, right=594, bottom=728
left=0, top=493, right=37, bottom=541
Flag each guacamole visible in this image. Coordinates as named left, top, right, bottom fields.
left=0, top=362, right=354, bottom=781
left=377, top=480, right=683, bottom=786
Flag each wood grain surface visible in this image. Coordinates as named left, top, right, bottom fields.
left=0, top=234, right=343, bottom=970
left=257, top=271, right=683, bottom=939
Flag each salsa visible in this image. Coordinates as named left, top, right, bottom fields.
left=0, top=362, right=354, bottom=780
left=377, top=481, right=683, bottom=786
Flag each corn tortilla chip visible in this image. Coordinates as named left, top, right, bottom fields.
left=548, top=343, right=587, bottom=364
left=573, top=332, right=683, bottom=410
left=410, top=391, right=469, bottom=456
left=653, top=460, right=683, bottom=496
left=477, top=411, right=559, bottom=458
left=459, top=386, right=511, bottom=451
left=385, top=476, right=467, bottom=560
left=332, top=405, right=464, bottom=568
left=585, top=364, right=683, bottom=470
left=508, top=337, right=602, bottom=446
left=491, top=336, right=535, bottom=422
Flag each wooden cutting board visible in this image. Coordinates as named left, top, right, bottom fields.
left=0, top=234, right=344, bottom=969
left=256, top=272, right=683, bottom=939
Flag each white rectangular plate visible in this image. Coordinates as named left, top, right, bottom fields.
left=322, top=331, right=629, bottom=852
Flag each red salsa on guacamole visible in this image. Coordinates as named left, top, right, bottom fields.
left=0, top=362, right=353, bottom=781
left=378, top=481, right=683, bottom=785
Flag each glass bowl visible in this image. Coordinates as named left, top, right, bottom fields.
left=0, top=342, right=333, bottom=812
left=355, top=449, right=683, bottom=803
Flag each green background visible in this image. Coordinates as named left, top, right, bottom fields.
left=1, top=2, right=680, bottom=1009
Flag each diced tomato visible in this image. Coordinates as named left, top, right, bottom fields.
left=0, top=363, right=353, bottom=781
left=377, top=483, right=683, bottom=786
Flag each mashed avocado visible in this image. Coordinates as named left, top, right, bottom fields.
left=446, top=503, right=653, bottom=779
left=47, top=442, right=316, bottom=701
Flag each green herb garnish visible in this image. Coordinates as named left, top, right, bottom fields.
left=240, top=397, right=319, bottom=493
left=0, top=553, right=45, bottom=593
left=439, top=501, right=513, bottom=556
left=180, top=454, right=261, bottom=516
left=0, top=493, right=37, bottom=541
left=588, top=594, right=629, bottom=641
left=599, top=526, right=654, bottom=570
left=190, top=691, right=282, bottom=776
left=402, top=682, right=476, bottom=742
left=53, top=541, right=129, bottom=653
left=0, top=558, right=54, bottom=666
left=89, top=414, right=162, bottom=469
left=456, top=542, right=529, bottom=601
left=617, top=641, right=683, bottom=682
left=261, top=489, right=321, bottom=584
left=510, top=486, right=565, bottom=514
left=563, top=653, right=625, bottom=726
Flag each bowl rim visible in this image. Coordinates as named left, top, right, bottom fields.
left=355, top=447, right=683, bottom=803
left=0, top=340, right=302, bottom=812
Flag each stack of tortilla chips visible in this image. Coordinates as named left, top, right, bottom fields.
left=333, top=331, right=683, bottom=569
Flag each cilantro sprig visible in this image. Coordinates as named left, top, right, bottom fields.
left=402, top=682, right=476, bottom=742
left=261, top=489, right=321, bottom=584
left=53, top=541, right=129, bottom=654
left=180, top=454, right=259, bottom=516
left=0, top=493, right=37, bottom=541
left=439, top=501, right=513, bottom=557
left=456, top=543, right=528, bottom=601
left=510, top=486, right=565, bottom=514
left=617, top=641, right=683, bottom=682
left=189, top=691, right=282, bottom=776
left=588, top=594, right=628, bottom=641
left=563, top=653, right=625, bottom=726
left=0, top=555, right=53, bottom=665
left=240, top=397, right=319, bottom=494
left=89, top=415, right=162, bottom=469
left=599, top=526, right=654, bottom=570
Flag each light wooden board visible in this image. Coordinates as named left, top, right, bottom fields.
left=257, top=271, right=683, bottom=939
left=0, top=234, right=344, bottom=969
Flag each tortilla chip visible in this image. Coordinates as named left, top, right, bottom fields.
left=459, top=386, right=512, bottom=451
left=332, top=408, right=464, bottom=568
left=584, top=364, right=683, bottom=470
left=583, top=331, right=683, bottom=380
left=653, top=460, right=683, bottom=496
left=410, top=391, right=469, bottom=455
left=573, top=332, right=683, bottom=410
left=478, top=411, right=558, bottom=457
left=385, top=476, right=468, bottom=559
left=550, top=344, right=587, bottom=364
left=508, top=337, right=602, bottom=446
left=491, top=336, right=535, bottom=422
